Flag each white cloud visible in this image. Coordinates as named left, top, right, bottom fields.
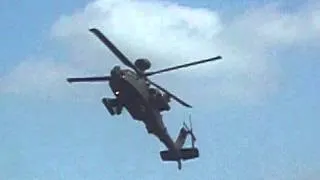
left=1, top=59, right=67, bottom=98
left=1, top=0, right=319, bottom=104
left=247, top=4, right=320, bottom=45
left=0, top=58, right=107, bottom=101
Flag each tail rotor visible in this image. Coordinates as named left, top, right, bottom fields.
left=183, top=114, right=196, bottom=148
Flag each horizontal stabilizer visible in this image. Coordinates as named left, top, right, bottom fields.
left=160, top=148, right=199, bottom=161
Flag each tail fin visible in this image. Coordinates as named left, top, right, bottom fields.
left=175, top=114, right=197, bottom=149
left=175, top=127, right=189, bottom=149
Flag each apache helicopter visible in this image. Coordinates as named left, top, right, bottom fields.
left=66, top=28, right=222, bottom=170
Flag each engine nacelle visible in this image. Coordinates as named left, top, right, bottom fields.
left=134, top=58, right=151, bottom=71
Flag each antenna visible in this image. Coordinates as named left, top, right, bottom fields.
left=189, top=114, right=192, bottom=130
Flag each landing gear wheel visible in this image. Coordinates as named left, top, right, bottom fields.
left=178, top=161, right=182, bottom=170
left=146, top=125, right=153, bottom=134
left=115, top=105, right=122, bottom=115
left=102, top=98, right=115, bottom=116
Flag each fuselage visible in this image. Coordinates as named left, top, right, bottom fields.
left=108, top=68, right=180, bottom=158
left=109, top=69, right=151, bottom=121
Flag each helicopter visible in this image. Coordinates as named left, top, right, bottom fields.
left=66, top=28, right=222, bottom=170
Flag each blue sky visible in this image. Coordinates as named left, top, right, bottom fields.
left=1, top=0, right=320, bottom=179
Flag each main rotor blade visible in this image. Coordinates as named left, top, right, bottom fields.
left=145, top=56, right=222, bottom=76
left=89, top=28, right=140, bottom=73
left=146, top=78, right=192, bottom=108
left=67, top=76, right=111, bottom=83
